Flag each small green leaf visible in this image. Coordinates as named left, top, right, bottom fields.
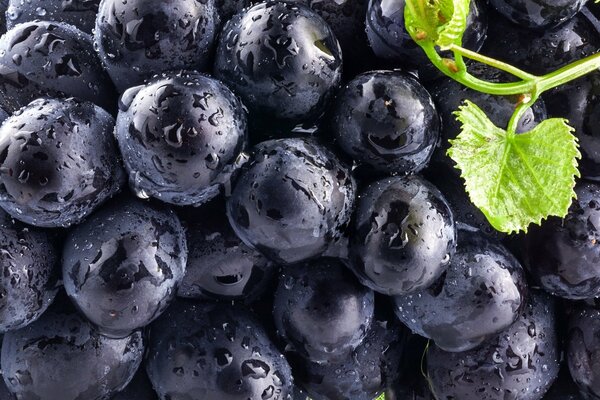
left=404, top=0, right=470, bottom=49
left=374, top=393, right=386, bottom=400
left=448, top=100, right=581, bottom=233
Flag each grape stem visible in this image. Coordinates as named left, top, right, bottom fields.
left=421, top=42, right=600, bottom=134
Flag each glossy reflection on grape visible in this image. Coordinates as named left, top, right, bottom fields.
left=349, top=175, right=456, bottom=296
left=0, top=98, right=124, bottom=228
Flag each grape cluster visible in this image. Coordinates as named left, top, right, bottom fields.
left=0, top=0, right=595, bottom=399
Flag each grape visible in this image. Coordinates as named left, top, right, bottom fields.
left=289, top=318, right=408, bottom=400
left=0, top=97, right=124, bottom=228
left=394, top=235, right=527, bottom=352
left=273, top=258, right=374, bottom=363
left=227, top=138, right=356, bottom=265
left=6, top=0, right=100, bottom=33
left=366, top=0, right=487, bottom=68
left=62, top=197, right=187, bottom=338
left=349, top=175, right=456, bottom=296
left=1, top=296, right=144, bottom=400
left=488, top=0, right=588, bottom=29
left=214, top=1, right=343, bottom=128
left=544, top=366, right=586, bottom=400
left=525, top=181, right=600, bottom=299
left=0, top=209, right=57, bottom=333
left=483, top=11, right=600, bottom=75
left=331, top=70, right=439, bottom=175
left=215, top=0, right=248, bottom=24
left=427, top=291, right=560, bottom=400
left=0, top=21, right=116, bottom=112
left=178, top=200, right=275, bottom=302
left=94, top=0, right=218, bottom=92
left=115, top=71, right=248, bottom=206
left=146, top=301, right=294, bottom=400
left=567, top=307, right=600, bottom=399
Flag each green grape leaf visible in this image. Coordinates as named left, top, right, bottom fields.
left=448, top=100, right=581, bottom=234
left=404, top=0, right=470, bottom=50
left=374, top=394, right=386, bottom=400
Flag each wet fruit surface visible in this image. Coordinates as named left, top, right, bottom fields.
left=0, top=21, right=116, bottom=112
left=146, top=301, right=294, bottom=400
left=489, top=0, right=589, bottom=29
left=1, top=297, right=144, bottom=400
left=115, top=71, right=248, bottom=206
left=273, top=258, right=374, bottom=363
left=94, top=0, right=218, bottom=92
left=7, top=0, right=101, bottom=33
left=214, top=1, right=343, bottom=127
left=567, top=307, right=600, bottom=399
left=227, top=138, right=355, bottom=265
left=0, top=97, right=124, bottom=228
left=0, top=209, right=57, bottom=333
left=428, top=291, right=560, bottom=400
left=349, top=175, right=456, bottom=296
left=526, top=182, right=600, bottom=299
left=62, top=197, right=187, bottom=338
left=394, top=236, right=527, bottom=352
left=331, top=70, right=440, bottom=175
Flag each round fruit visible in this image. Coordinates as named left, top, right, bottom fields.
left=0, top=97, right=124, bottom=227
left=115, top=71, right=248, bottom=206
left=146, top=301, right=294, bottom=400
left=0, top=21, right=116, bottom=112
left=489, top=0, right=589, bottom=29
left=526, top=181, right=600, bottom=299
left=0, top=209, right=57, bottom=332
left=1, top=297, right=144, bottom=400
left=273, top=258, right=374, bottom=363
left=94, top=0, right=218, bottom=92
left=6, top=0, right=100, bottom=33
left=349, top=175, right=456, bottom=296
left=567, top=307, right=600, bottom=398
left=178, top=201, right=274, bottom=302
left=214, top=1, right=343, bottom=127
left=62, top=197, right=186, bottom=338
left=427, top=291, right=560, bottom=400
left=331, top=70, right=439, bottom=175
left=227, top=138, right=355, bottom=265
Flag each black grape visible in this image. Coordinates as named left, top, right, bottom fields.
left=227, top=138, right=356, bottom=265
left=482, top=10, right=600, bottom=76
left=331, top=70, right=439, bottom=175
left=526, top=181, right=600, bottom=300
left=0, top=98, right=124, bottom=227
left=62, top=197, right=187, bottom=338
left=0, top=209, right=57, bottom=333
left=567, top=307, right=600, bottom=399
left=0, top=21, right=116, bottom=112
left=488, top=0, right=588, bottom=29
left=146, top=301, right=294, bottom=400
left=214, top=1, right=343, bottom=128
left=6, top=0, right=100, bottom=33
left=427, top=291, right=560, bottom=400
left=394, top=236, right=527, bottom=352
left=115, top=71, right=248, bottom=206
left=1, top=297, right=144, bottom=400
left=349, top=175, right=456, bottom=296
left=94, top=0, right=218, bottom=92
left=366, top=0, right=488, bottom=68
left=273, top=258, right=374, bottom=363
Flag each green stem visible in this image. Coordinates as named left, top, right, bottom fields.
left=538, top=51, right=600, bottom=93
left=423, top=45, right=535, bottom=96
left=447, top=44, right=536, bottom=81
left=506, top=100, right=534, bottom=136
